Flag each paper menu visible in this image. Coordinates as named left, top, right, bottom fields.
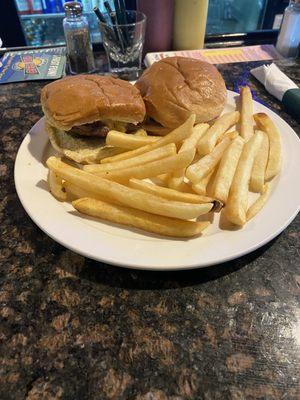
left=0, top=47, right=66, bottom=84
left=144, top=45, right=282, bottom=67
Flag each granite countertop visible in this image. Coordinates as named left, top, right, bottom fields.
left=0, top=58, right=299, bottom=400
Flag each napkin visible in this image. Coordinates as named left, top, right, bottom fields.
left=250, top=63, right=300, bottom=121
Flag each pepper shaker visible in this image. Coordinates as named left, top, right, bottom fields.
left=63, top=1, right=96, bottom=74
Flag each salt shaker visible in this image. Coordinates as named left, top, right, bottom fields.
left=276, top=0, right=300, bottom=58
left=63, top=1, right=96, bottom=74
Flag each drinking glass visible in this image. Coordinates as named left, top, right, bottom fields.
left=99, top=11, right=146, bottom=80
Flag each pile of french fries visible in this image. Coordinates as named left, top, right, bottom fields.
left=46, top=86, right=281, bottom=238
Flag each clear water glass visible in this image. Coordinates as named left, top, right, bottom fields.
left=99, top=11, right=146, bottom=80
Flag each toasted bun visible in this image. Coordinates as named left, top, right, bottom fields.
left=135, top=57, right=227, bottom=128
left=41, top=75, right=146, bottom=131
left=46, top=122, right=124, bottom=164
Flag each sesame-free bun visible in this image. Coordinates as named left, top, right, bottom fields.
left=46, top=122, right=125, bottom=164
left=135, top=57, right=227, bottom=128
left=41, top=75, right=146, bottom=131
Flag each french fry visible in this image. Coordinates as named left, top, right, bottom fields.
left=129, top=178, right=214, bottom=204
left=186, top=135, right=233, bottom=184
left=224, top=130, right=239, bottom=141
left=64, top=181, right=102, bottom=200
left=64, top=181, right=92, bottom=200
left=97, top=149, right=195, bottom=183
left=168, top=181, right=196, bottom=193
left=47, top=170, right=67, bottom=201
left=246, top=183, right=271, bottom=221
left=176, top=182, right=198, bottom=193
left=168, top=123, right=209, bottom=190
left=101, top=114, right=196, bottom=164
left=250, top=130, right=269, bottom=193
left=83, top=144, right=176, bottom=174
left=134, top=129, right=147, bottom=136
left=209, top=136, right=244, bottom=203
left=224, top=131, right=263, bottom=225
left=254, top=113, right=281, bottom=181
left=73, top=198, right=210, bottom=238
left=216, top=129, right=239, bottom=145
left=191, top=170, right=215, bottom=195
left=64, top=181, right=123, bottom=206
left=153, top=173, right=170, bottom=186
left=106, top=130, right=159, bottom=149
left=240, top=86, right=254, bottom=141
left=46, top=156, right=212, bottom=220
left=197, top=111, right=240, bottom=156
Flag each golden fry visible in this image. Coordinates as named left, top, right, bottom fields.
left=191, top=169, right=215, bottom=195
left=254, top=113, right=281, bottom=181
left=209, top=136, right=244, bottom=203
left=246, top=183, right=271, bottom=221
left=240, top=86, right=254, bottom=141
left=224, top=131, right=263, bottom=225
left=47, top=169, right=67, bottom=201
left=129, top=178, right=214, bottom=204
left=46, top=156, right=212, bottom=220
left=134, top=129, right=147, bottom=136
left=97, top=149, right=195, bottom=183
left=83, top=144, right=176, bottom=174
left=106, top=130, right=159, bottom=149
left=63, top=181, right=112, bottom=202
left=250, top=130, right=269, bottom=193
left=197, top=111, right=239, bottom=156
left=187, top=136, right=232, bottom=184
left=168, top=123, right=209, bottom=190
left=73, top=198, right=210, bottom=238
left=101, top=114, right=196, bottom=164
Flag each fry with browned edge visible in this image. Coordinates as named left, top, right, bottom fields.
left=48, top=169, right=67, bottom=201
left=73, top=197, right=210, bottom=238
left=47, top=156, right=213, bottom=220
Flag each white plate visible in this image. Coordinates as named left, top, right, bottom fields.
left=14, top=91, right=300, bottom=270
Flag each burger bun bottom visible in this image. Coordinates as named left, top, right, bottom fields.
left=46, top=122, right=124, bottom=164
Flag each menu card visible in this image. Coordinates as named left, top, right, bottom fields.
left=144, top=45, right=282, bottom=67
left=0, top=47, right=66, bottom=84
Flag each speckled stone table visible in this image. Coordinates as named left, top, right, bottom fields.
left=0, top=58, right=299, bottom=400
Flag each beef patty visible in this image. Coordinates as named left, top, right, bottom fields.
left=70, top=121, right=110, bottom=138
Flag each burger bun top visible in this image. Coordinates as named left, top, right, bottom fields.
left=41, top=75, right=146, bottom=131
left=135, top=57, right=227, bottom=128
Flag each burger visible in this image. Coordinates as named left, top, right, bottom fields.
left=135, top=56, right=227, bottom=132
left=41, top=74, right=146, bottom=164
